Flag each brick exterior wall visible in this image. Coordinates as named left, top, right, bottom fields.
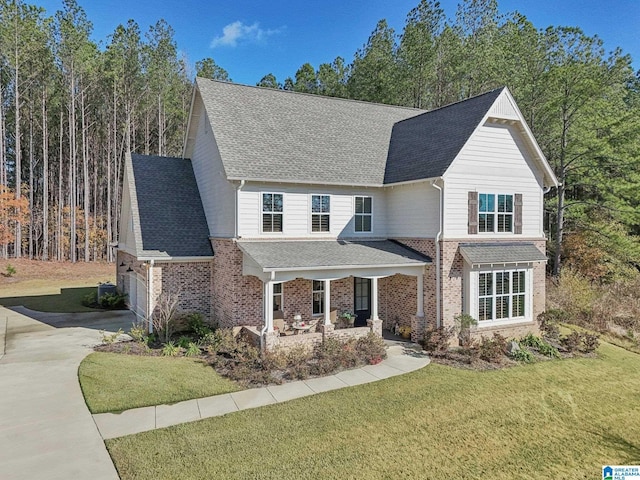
left=211, top=239, right=263, bottom=328
left=116, top=250, right=214, bottom=323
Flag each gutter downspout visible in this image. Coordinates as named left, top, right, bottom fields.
left=235, top=180, right=245, bottom=239
left=147, top=259, right=155, bottom=334
left=431, top=178, right=444, bottom=328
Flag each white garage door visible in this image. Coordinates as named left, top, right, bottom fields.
left=129, top=272, right=147, bottom=319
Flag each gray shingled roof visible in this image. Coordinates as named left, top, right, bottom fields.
left=237, top=240, right=431, bottom=271
left=196, top=78, right=424, bottom=186
left=384, top=88, right=505, bottom=184
left=131, top=154, right=213, bottom=257
left=459, top=243, right=547, bottom=265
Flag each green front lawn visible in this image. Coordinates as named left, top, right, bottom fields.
left=79, top=352, right=240, bottom=413
left=106, top=342, right=640, bottom=479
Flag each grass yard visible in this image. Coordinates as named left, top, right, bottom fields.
left=79, top=352, right=240, bottom=413
left=106, top=342, right=640, bottom=479
left=0, top=259, right=114, bottom=312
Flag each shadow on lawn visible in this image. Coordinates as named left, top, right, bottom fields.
left=0, top=286, right=99, bottom=313
left=593, top=431, right=640, bottom=464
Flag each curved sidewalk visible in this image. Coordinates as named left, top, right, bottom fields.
left=93, top=343, right=430, bottom=440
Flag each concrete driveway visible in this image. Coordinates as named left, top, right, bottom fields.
left=0, top=305, right=134, bottom=480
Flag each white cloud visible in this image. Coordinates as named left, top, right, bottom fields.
left=210, top=21, right=282, bottom=48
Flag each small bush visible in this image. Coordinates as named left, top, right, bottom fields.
left=100, top=328, right=123, bottom=345
left=184, top=342, right=202, bottom=357
left=581, top=333, right=600, bottom=353
left=82, top=291, right=98, bottom=307
left=511, top=347, right=535, bottom=363
left=5, top=263, right=16, bottom=277
left=561, top=332, right=583, bottom=353
left=537, top=310, right=565, bottom=340
left=177, top=336, right=192, bottom=349
left=476, top=333, right=508, bottom=363
left=98, top=292, right=127, bottom=309
left=185, top=313, right=213, bottom=339
left=454, top=313, right=477, bottom=347
left=129, top=322, right=148, bottom=343
left=422, top=325, right=455, bottom=354
left=355, top=332, right=387, bottom=365
left=161, top=341, right=181, bottom=357
left=520, top=333, right=560, bottom=358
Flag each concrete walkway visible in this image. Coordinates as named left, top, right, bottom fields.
left=94, top=342, right=430, bottom=440
left=0, top=305, right=134, bottom=480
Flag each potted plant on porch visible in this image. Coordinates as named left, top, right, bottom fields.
left=339, top=311, right=356, bottom=329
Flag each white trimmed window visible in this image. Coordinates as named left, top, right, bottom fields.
left=312, top=280, right=324, bottom=315
left=311, top=195, right=330, bottom=232
left=354, top=196, right=372, bottom=232
left=262, top=193, right=283, bottom=233
left=478, top=269, right=527, bottom=322
left=273, top=283, right=283, bottom=311
left=479, top=193, right=513, bottom=233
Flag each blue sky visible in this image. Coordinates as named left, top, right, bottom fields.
left=37, top=0, right=639, bottom=85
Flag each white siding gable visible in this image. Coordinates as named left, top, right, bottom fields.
left=443, top=121, right=544, bottom=239
left=190, top=101, right=236, bottom=237
left=489, top=93, right=519, bottom=120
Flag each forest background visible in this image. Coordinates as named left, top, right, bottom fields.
left=0, top=0, right=638, bottom=284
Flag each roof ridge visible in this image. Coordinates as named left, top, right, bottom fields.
left=195, top=77, right=425, bottom=114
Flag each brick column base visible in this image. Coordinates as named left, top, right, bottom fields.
left=367, top=318, right=383, bottom=337
left=320, top=323, right=335, bottom=340
left=411, top=314, right=427, bottom=343
left=262, top=331, right=280, bottom=352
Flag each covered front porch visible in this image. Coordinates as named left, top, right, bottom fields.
left=237, top=240, right=431, bottom=350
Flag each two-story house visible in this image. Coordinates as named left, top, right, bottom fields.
left=117, top=78, right=557, bottom=349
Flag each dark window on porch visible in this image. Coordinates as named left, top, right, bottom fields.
left=273, top=283, right=283, bottom=311
left=312, top=280, right=324, bottom=315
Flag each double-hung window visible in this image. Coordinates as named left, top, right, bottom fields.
left=311, top=195, right=330, bottom=232
left=478, top=270, right=527, bottom=322
left=312, top=280, right=324, bottom=315
left=479, top=193, right=513, bottom=233
left=354, top=196, right=372, bottom=232
left=262, top=193, right=283, bottom=233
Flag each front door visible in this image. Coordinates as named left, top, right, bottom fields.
left=354, top=277, right=371, bottom=327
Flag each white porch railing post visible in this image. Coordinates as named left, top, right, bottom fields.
left=416, top=273, right=424, bottom=317
left=264, top=281, right=274, bottom=332
left=371, top=277, right=379, bottom=321
left=323, top=279, right=331, bottom=325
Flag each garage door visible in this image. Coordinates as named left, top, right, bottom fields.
left=129, top=272, right=147, bottom=319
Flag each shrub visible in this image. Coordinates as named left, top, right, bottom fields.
left=184, top=342, right=202, bottom=357
left=537, top=310, right=566, bottom=340
left=511, top=347, right=535, bottom=363
left=355, top=332, right=387, bottom=364
left=185, top=313, right=213, bottom=339
left=82, top=291, right=97, bottom=307
left=98, top=292, right=127, bottom=309
left=476, top=333, right=507, bottom=363
left=152, top=292, right=181, bottom=343
left=581, top=333, right=600, bottom=353
left=161, top=341, right=181, bottom=357
left=454, top=313, right=477, bottom=347
left=5, top=263, right=16, bottom=277
left=99, top=328, right=123, bottom=345
left=129, top=322, right=148, bottom=343
left=177, top=336, right=192, bottom=348
left=561, top=332, right=583, bottom=353
left=520, top=333, right=560, bottom=358
left=422, top=325, right=455, bottom=354
left=204, top=329, right=238, bottom=355
left=312, top=338, right=344, bottom=375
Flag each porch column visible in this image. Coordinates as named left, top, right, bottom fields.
left=264, top=281, right=274, bottom=332
left=371, top=277, right=379, bottom=321
left=323, top=279, right=331, bottom=325
left=416, top=273, right=424, bottom=317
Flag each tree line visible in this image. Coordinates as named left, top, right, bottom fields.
left=0, top=0, right=638, bottom=279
